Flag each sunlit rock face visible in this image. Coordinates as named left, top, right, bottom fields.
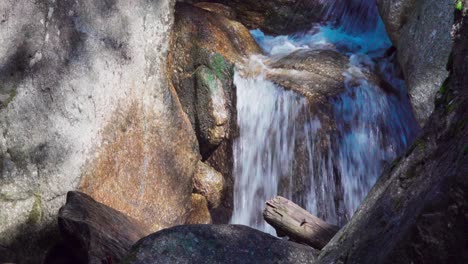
left=377, top=0, right=453, bottom=126
left=0, top=0, right=200, bottom=262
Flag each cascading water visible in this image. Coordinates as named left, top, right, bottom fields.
left=231, top=0, right=420, bottom=232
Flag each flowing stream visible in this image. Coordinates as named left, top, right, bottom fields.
left=230, top=0, right=420, bottom=233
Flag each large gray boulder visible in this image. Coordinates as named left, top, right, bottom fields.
left=377, top=0, right=453, bottom=126
left=0, top=0, right=200, bottom=262
left=122, top=225, right=319, bottom=264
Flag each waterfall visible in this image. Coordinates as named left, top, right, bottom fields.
left=231, top=0, right=419, bottom=232
left=323, top=0, right=381, bottom=34
left=230, top=72, right=308, bottom=233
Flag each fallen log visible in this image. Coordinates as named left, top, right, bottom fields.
left=263, top=196, right=340, bottom=250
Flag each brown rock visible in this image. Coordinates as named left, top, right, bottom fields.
left=194, top=2, right=237, bottom=20
left=169, top=2, right=259, bottom=159
left=206, top=139, right=236, bottom=224
left=184, top=0, right=325, bottom=35
left=186, top=194, right=212, bottom=225
left=193, top=161, right=224, bottom=208
left=57, top=191, right=148, bottom=264
left=80, top=94, right=200, bottom=232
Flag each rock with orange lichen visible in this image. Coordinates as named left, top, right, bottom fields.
left=0, top=0, right=187, bottom=262
left=185, top=194, right=212, bottom=225
left=193, top=161, right=224, bottom=209
left=80, top=96, right=200, bottom=233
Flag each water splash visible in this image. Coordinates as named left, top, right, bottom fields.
left=231, top=0, right=419, bottom=231
left=230, top=71, right=308, bottom=233
left=322, top=0, right=381, bottom=34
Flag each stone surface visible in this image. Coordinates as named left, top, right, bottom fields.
left=0, top=0, right=200, bottom=262
left=316, top=6, right=468, bottom=263
left=185, top=194, right=212, bottom=225
left=377, top=0, right=453, bottom=126
left=169, top=2, right=258, bottom=223
left=169, top=2, right=259, bottom=156
left=184, top=0, right=325, bottom=35
left=57, top=191, right=148, bottom=264
left=193, top=161, right=224, bottom=208
left=206, top=139, right=236, bottom=224
left=122, top=225, right=319, bottom=264
left=194, top=2, right=237, bottom=20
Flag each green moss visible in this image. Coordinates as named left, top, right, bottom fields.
left=196, top=67, right=218, bottom=93
left=392, top=197, right=404, bottom=212
left=455, top=119, right=467, bottom=135
left=446, top=52, right=453, bottom=72
left=0, top=90, right=17, bottom=109
left=456, top=0, right=463, bottom=11
left=208, top=53, right=231, bottom=81
left=446, top=101, right=459, bottom=113
left=414, top=138, right=427, bottom=151
left=27, top=194, right=43, bottom=225
left=438, top=78, right=450, bottom=95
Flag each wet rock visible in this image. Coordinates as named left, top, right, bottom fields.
left=193, top=161, right=224, bottom=208
left=0, top=0, right=200, bottom=261
left=265, top=49, right=393, bottom=112
left=57, top=191, right=148, bottom=264
left=169, top=2, right=257, bottom=224
left=195, top=66, right=230, bottom=148
left=184, top=0, right=325, bottom=35
left=169, top=2, right=259, bottom=158
left=121, top=225, right=319, bottom=264
left=185, top=194, right=212, bottom=225
left=316, top=9, right=468, bottom=263
left=377, top=0, right=453, bottom=126
left=267, top=49, right=349, bottom=103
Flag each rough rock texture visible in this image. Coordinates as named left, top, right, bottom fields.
left=193, top=161, right=224, bottom=208
left=266, top=49, right=349, bottom=104
left=377, top=0, right=453, bottom=125
left=194, top=2, right=237, bottom=20
left=316, top=6, right=468, bottom=263
left=183, top=0, right=325, bottom=35
left=205, top=139, right=236, bottom=223
left=122, top=225, right=319, bottom=264
left=169, top=2, right=260, bottom=223
left=169, top=2, right=260, bottom=156
left=0, top=0, right=199, bottom=262
left=185, top=194, right=213, bottom=225
left=57, top=192, right=148, bottom=264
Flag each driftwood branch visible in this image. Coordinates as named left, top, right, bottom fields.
left=263, top=196, right=340, bottom=250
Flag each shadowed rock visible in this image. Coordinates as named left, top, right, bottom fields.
left=183, top=0, right=326, bottom=35
left=185, top=194, right=213, bottom=225
left=57, top=191, right=148, bottom=264
left=122, top=225, right=319, bottom=264
left=377, top=0, right=453, bottom=125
